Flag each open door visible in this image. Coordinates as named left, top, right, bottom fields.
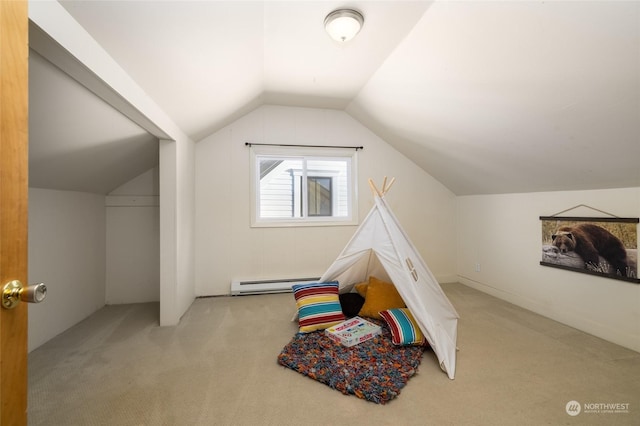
left=1, top=0, right=29, bottom=423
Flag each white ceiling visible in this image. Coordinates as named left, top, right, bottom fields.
left=29, top=50, right=158, bottom=193
left=29, top=1, right=640, bottom=195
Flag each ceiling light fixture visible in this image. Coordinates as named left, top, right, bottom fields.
left=324, top=9, right=364, bottom=43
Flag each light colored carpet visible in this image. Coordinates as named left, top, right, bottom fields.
left=28, top=283, right=639, bottom=425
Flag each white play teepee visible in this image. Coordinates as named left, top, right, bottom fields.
left=320, top=178, right=459, bottom=379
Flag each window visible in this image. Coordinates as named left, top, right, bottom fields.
left=250, top=145, right=358, bottom=227
left=307, top=176, right=332, bottom=216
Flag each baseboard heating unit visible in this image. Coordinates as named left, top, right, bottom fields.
left=230, top=277, right=320, bottom=296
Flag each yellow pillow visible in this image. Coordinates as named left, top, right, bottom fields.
left=358, top=276, right=405, bottom=319
left=354, top=281, right=369, bottom=297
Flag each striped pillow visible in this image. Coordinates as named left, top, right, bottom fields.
left=379, top=308, right=426, bottom=346
left=293, top=282, right=345, bottom=333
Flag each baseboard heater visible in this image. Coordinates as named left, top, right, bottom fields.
left=230, top=277, right=320, bottom=296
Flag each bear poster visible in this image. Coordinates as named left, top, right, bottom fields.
left=540, top=216, right=639, bottom=283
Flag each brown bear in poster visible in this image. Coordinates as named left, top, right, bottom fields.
left=552, top=223, right=628, bottom=276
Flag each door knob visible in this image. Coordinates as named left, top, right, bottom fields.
left=2, top=280, right=47, bottom=309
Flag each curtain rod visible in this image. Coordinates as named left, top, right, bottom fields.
left=245, top=142, right=363, bottom=150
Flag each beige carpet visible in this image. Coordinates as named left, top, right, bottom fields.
left=28, top=283, right=639, bottom=425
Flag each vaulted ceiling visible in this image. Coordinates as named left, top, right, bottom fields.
left=29, top=1, right=640, bottom=195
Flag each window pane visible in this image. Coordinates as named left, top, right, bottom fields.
left=306, top=159, right=349, bottom=217
left=258, top=158, right=302, bottom=218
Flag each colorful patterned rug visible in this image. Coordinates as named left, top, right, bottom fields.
left=277, top=321, right=426, bottom=404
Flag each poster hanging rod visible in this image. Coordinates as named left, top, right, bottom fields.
left=245, top=142, right=363, bottom=150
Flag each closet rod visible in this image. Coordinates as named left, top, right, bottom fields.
left=245, top=142, right=363, bottom=150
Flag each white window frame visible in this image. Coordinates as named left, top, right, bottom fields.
left=249, top=145, right=358, bottom=227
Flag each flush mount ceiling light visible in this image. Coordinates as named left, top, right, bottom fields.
left=324, top=9, right=364, bottom=42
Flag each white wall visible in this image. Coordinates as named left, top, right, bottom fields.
left=160, top=137, right=196, bottom=326
left=176, top=136, right=196, bottom=320
left=457, top=187, right=640, bottom=352
left=195, top=105, right=457, bottom=296
left=106, top=168, right=159, bottom=304
left=28, top=188, right=106, bottom=351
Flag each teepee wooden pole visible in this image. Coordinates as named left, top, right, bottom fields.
left=368, top=178, right=382, bottom=197
left=383, top=177, right=396, bottom=195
